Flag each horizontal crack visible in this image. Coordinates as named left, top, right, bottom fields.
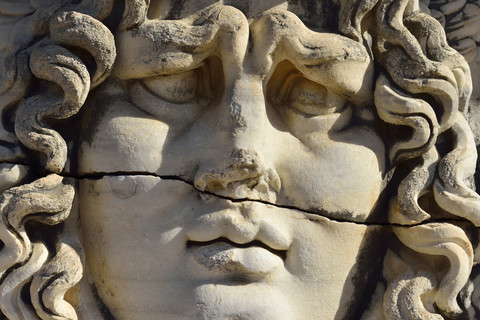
left=0, top=160, right=28, bottom=164
left=60, top=171, right=468, bottom=228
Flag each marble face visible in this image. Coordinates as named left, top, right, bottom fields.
left=1, top=0, right=479, bottom=319
left=77, top=1, right=388, bottom=319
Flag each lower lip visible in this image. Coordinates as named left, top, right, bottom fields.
left=191, top=242, right=284, bottom=276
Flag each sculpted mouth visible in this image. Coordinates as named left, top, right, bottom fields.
left=187, top=237, right=288, bottom=276
left=187, top=237, right=287, bottom=260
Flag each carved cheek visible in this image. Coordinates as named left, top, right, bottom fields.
left=79, top=176, right=197, bottom=316
left=284, top=216, right=387, bottom=318
left=275, top=127, right=386, bottom=222
left=78, top=97, right=169, bottom=174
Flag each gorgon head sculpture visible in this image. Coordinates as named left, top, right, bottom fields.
left=0, top=0, right=479, bottom=319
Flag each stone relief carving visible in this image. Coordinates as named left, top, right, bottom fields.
left=0, top=0, right=479, bottom=319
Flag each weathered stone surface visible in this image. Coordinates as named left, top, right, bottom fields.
left=0, top=0, right=479, bottom=319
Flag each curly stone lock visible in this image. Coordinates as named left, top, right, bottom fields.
left=341, top=0, right=480, bottom=318
left=0, top=0, right=116, bottom=318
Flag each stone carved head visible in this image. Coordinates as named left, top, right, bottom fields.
left=0, top=0, right=479, bottom=319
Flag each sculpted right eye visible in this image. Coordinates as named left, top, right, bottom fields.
left=128, top=64, right=215, bottom=123
left=140, top=69, right=199, bottom=104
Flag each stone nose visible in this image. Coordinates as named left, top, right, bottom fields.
left=193, top=76, right=281, bottom=202
left=193, top=148, right=281, bottom=202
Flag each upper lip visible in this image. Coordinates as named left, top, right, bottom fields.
left=186, top=237, right=288, bottom=260
left=184, top=201, right=292, bottom=258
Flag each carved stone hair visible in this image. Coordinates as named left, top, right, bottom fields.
left=0, top=0, right=116, bottom=318
left=0, top=0, right=478, bottom=319
left=341, top=0, right=480, bottom=318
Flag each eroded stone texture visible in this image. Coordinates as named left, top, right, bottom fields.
left=0, top=0, right=479, bottom=319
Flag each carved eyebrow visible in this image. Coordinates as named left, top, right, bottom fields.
left=114, top=6, right=249, bottom=79
left=114, top=19, right=218, bottom=79
left=250, top=10, right=373, bottom=103
left=115, top=6, right=373, bottom=104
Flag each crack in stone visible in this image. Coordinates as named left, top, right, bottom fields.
left=60, top=171, right=468, bottom=228
left=0, top=161, right=28, bottom=166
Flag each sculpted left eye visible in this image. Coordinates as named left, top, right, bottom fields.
left=287, top=77, right=344, bottom=116
left=268, top=61, right=347, bottom=118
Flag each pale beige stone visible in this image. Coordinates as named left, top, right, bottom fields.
left=0, top=0, right=479, bottom=319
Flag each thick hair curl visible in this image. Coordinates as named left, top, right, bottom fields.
left=0, top=0, right=478, bottom=319
left=0, top=0, right=116, bottom=318
left=341, top=0, right=480, bottom=318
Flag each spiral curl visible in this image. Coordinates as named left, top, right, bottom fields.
left=0, top=174, right=75, bottom=319
left=0, top=0, right=116, bottom=319
left=339, top=0, right=480, bottom=318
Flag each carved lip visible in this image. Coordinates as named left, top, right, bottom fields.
left=187, top=237, right=287, bottom=260
left=187, top=238, right=287, bottom=276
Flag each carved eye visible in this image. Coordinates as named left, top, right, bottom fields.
left=278, top=73, right=345, bottom=117
left=268, top=61, right=346, bottom=118
left=140, top=69, right=200, bottom=104
left=128, top=60, right=221, bottom=123
left=267, top=61, right=352, bottom=135
left=128, top=57, right=223, bottom=123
